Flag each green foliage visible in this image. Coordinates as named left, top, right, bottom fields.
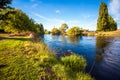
left=34, top=23, right=44, bottom=34
left=97, top=2, right=109, bottom=31
left=76, top=72, right=95, bottom=80
left=52, top=27, right=60, bottom=35
left=0, top=8, right=35, bottom=33
left=44, top=29, right=51, bottom=34
left=59, top=23, right=68, bottom=35
left=0, top=0, right=12, bottom=9
left=61, top=54, right=86, bottom=72
left=52, top=54, right=93, bottom=80
left=67, top=26, right=82, bottom=36
left=52, top=64, right=72, bottom=80
left=108, top=16, right=117, bottom=31
left=97, top=2, right=117, bottom=31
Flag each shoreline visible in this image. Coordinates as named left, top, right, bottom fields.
left=82, top=30, right=120, bottom=37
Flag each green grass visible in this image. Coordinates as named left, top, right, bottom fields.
left=0, top=37, right=94, bottom=80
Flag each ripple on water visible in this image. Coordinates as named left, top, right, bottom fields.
left=95, top=37, right=120, bottom=80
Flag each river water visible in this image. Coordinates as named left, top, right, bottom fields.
left=42, top=34, right=120, bottom=80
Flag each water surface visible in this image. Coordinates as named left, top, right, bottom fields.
left=42, top=34, right=120, bottom=80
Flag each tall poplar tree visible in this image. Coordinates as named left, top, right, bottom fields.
left=97, top=2, right=117, bottom=31
left=97, top=2, right=109, bottom=31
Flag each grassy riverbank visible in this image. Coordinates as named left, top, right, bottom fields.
left=0, top=34, right=94, bottom=80
left=83, top=30, right=120, bottom=37
left=96, top=30, right=120, bottom=36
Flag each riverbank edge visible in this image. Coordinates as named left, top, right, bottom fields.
left=82, top=30, right=120, bottom=37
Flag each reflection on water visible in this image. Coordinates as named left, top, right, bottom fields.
left=67, top=36, right=82, bottom=43
left=51, top=35, right=81, bottom=43
left=43, top=34, right=120, bottom=80
left=92, top=37, right=120, bottom=80
left=52, top=35, right=60, bottom=40
left=61, top=35, right=67, bottom=43
left=95, top=37, right=109, bottom=62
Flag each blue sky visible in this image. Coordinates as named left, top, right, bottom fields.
left=11, top=0, right=120, bottom=31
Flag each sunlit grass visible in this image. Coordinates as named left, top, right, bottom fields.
left=0, top=37, right=94, bottom=80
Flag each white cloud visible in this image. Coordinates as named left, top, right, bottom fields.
left=32, top=12, right=50, bottom=21
left=84, top=19, right=97, bottom=31
left=32, top=12, right=81, bottom=29
left=109, top=0, right=120, bottom=14
left=31, top=3, right=38, bottom=8
left=31, top=12, right=97, bottom=31
left=55, top=10, right=61, bottom=14
left=83, top=15, right=92, bottom=18
left=109, top=0, right=120, bottom=28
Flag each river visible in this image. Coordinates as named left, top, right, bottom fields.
left=42, top=34, right=120, bottom=80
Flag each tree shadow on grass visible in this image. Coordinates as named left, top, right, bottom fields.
left=8, top=37, right=31, bottom=41
left=0, top=37, right=31, bottom=41
left=0, top=37, right=8, bottom=40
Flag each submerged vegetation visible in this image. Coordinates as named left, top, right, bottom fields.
left=0, top=36, right=94, bottom=80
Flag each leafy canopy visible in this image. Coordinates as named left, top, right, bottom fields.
left=0, top=8, right=35, bottom=32
left=67, top=26, right=82, bottom=36
left=52, top=27, right=60, bottom=35
left=34, top=23, right=44, bottom=34
left=97, top=2, right=117, bottom=31
left=59, top=23, right=68, bottom=35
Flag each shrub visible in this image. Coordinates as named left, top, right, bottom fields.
left=66, top=27, right=82, bottom=36
left=52, top=28, right=60, bottom=35
left=61, top=54, right=86, bottom=72
left=76, top=72, right=95, bottom=80
left=52, top=64, right=70, bottom=80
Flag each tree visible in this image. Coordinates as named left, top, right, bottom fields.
left=34, top=23, right=44, bottom=34
left=66, top=26, right=82, bottom=36
left=108, top=16, right=117, bottom=31
left=44, top=29, right=51, bottom=34
left=0, top=0, right=12, bottom=9
left=97, top=2, right=109, bottom=31
left=0, top=8, right=35, bottom=33
left=97, top=2, right=117, bottom=31
left=59, top=23, right=68, bottom=35
left=52, top=27, right=60, bottom=35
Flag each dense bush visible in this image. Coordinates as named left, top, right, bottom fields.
left=0, top=8, right=45, bottom=34
left=34, top=23, right=44, bottom=34
left=52, top=27, right=60, bottom=35
left=0, top=8, right=35, bottom=33
left=44, top=29, right=51, bottom=34
left=61, top=54, right=86, bottom=72
left=67, top=27, right=82, bottom=36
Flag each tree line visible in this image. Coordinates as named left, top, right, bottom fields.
left=0, top=0, right=44, bottom=35
left=45, top=23, right=83, bottom=36
left=49, top=2, right=118, bottom=35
